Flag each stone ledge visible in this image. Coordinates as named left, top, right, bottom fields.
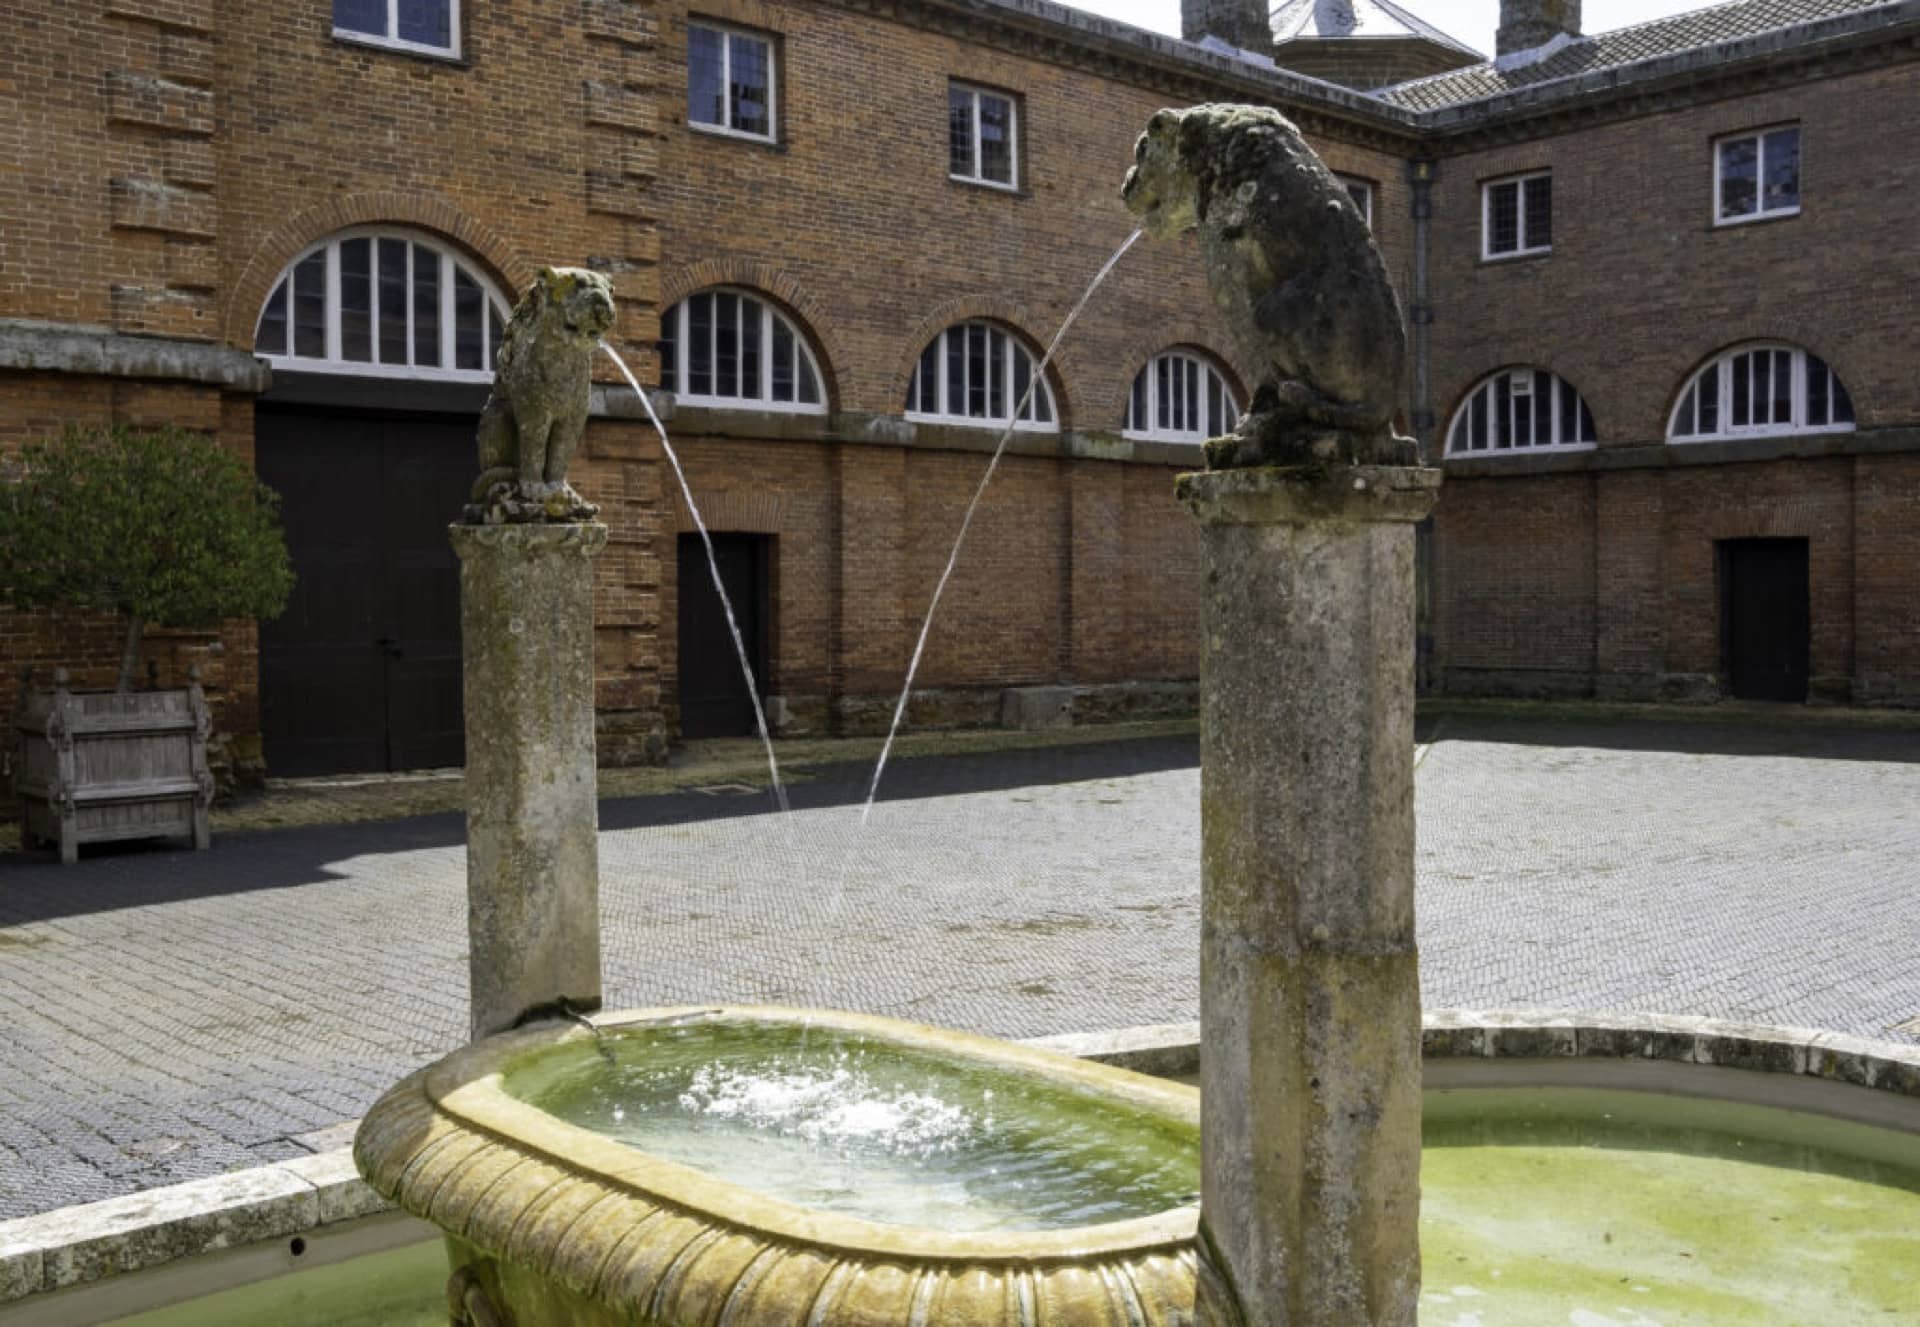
left=3, top=1010, right=1914, bottom=1305
left=0, top=320, right=270, bottom=392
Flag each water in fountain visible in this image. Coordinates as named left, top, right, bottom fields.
left=600, top=341, right=790, bottom=816
left=858, top=228, right=1143, bottom=825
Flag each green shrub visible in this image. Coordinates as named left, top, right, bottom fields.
left=0, top=425, right=294, bottom=691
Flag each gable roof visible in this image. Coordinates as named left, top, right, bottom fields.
left=1270, top=0, right=1482, bottom=57
left=1380, top=0, right=1898, bottom=111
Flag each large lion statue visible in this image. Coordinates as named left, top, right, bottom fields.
left=1122, top=104, right=1413, bottom=468
left=468, top=266, right=618, bottom=522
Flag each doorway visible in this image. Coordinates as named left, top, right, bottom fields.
left=256, top=407, right=470, bottom=775
left=1719, top=538, right=1810, bottom=703
left=677, top=533, right=770, bottom=739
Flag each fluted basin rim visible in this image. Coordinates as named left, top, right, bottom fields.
left=412, top=1004, right=1203, bottom=1264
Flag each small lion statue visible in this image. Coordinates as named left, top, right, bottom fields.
left=468, top=266, right=618, bottom=523
left=1123, top=104, right=1415, bottom=469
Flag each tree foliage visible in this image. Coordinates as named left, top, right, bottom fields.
left=0, top=426, right=294, bottom=690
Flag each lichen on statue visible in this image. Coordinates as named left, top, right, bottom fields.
left=466, top=266, right=618, bottom=524
left=1122, top=104, right=1416, bottom=470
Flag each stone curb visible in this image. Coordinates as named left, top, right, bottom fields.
left=3, top=1011, right=1916, bottom=1305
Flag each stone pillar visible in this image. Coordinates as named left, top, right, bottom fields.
left=452, top=522, right=609, bottom=1041
left=1178, top=462, right=1439, bottom=1327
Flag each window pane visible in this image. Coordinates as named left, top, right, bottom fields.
left=340, top=238, right=372, bottom=362
left=914, top=341, right=938, bottom=412
left=453, top=268, right=482, bottom=370
left=1512, top=376, right=1533, bottom=445
left=946, top=330, right=964, bottom=415
left=1207, top=375, right=1224, bottom=436
left=1524, top=175, right=1551, bottom=249
left=1730, top=353, right=1750, bottom=427
left=1129, top=367, right=1145, bottom=431
left=978, top=93, right=1013, bottom=185
left=660, top=303, right=679, bottom=388
left=798, top=353, right=820, bottom=405
left=729, top=33, right=770, bottom=137
left=486, top=302, right=500, bottom=368
left=714, top=292, right=739, bottom=397
left=1487, top=181, right=1518, bottom=254
left=1674, top=385, right=1696, bottom=436
left=1579, top=398, right=1596, bottom=442
left=1698, top=363, right=1719, bottom=434
left=1494, top=376, right=1512, bottom=447
left=949, top=88, right=973, bottom=177
left=1806, top=354, right=1829, bottom=426
left=1719, top=137, right=1757, bottom=218
left=688, top=292, right=712, bottom=395
left=739, top=298, right=762, bottom=399
left=257, top=279, right=288, bottom=355
left=966, top=324, right=987, bottom=417
left=770, top=317, right=793, bottom=401
left=1771, top=349, right=1791, bottom=424
left=378, top=239, right=407, bottom=363
left=1470, top=386, right=1487, bottom=449
left=988, top=328, right=1006, bottom=420
left=1752, top=350, right=1771, bottom=425
left=412, top=243, right=440, bottom=366
left=1345, top=181, right=1370, bottom=226
left=1534, top=372, right=1554, bottom=444
left=333, top=0, right=384, bottom=37
left=396, top=0, right=450, bottom=48
left=1031, top=361, right=1051, bottom=421
left=1156, top=357, right=1170, bottom=430
left=688, top=26, right=725, bottom=128
left=1763, top=127, right=1800, bottom=212
left=1833, top=376, right=1854, bottom=424
left=1185, top=359, right=1199, bottom=432
left=1558, top=378, right=1577, bottom=443
left=292, top=249, right=327, bottom=358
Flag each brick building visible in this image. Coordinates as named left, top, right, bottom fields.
left=3, top=0, right=1916, bottom=780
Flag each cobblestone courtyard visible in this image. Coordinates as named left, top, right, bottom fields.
left=1, top=716, right=1916, bottom=1219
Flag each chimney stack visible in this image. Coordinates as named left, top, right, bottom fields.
left=1496, top=0, right=1581, bottom=56
left=1182, top=0, right=1272, bottom=53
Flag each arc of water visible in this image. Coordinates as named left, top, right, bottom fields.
left=600, top=342, right=790, bottom=817
left=858, top=229, right=1144, bottom=825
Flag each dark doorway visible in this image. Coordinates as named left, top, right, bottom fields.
left=677, top=533, right=770, bottom=738
left=256, top=408, right=470, bottom=775
left=1719, top=538, right=1811, bottom=703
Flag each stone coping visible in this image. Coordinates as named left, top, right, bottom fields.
left=4, top=1009, right=1916, bottom=1305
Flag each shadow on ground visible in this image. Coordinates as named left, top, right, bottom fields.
left=0, top=735, right=1202, bottom=925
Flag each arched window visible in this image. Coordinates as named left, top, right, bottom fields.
left=1446, top=368, right=1597, bottom=456
left=253, top=228, right=509, bottom=381
left=905, top=321, right=1057, bottom=430
left=1669, top=344, right=1853, bottom=441
left=659, top=289, right=825, bottom=412
left=1124, top=349, right=1240, bottom=442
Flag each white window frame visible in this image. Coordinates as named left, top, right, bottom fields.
left=1714, top=125, right=1801, bottom=227
left=1123, top=349, right=1240, bottom=444
left=253, top=226, right=510, bottom=383
left=1667, top=344, right=1853, bottom=443
left=1444, top=368, right=1598, bottom=458
left=905, top=322, right=1057, bottom=432
left=1481, top=170, right=1551, bottom=260
left=686, top=20, right=777, bottom=144
left=660, top=289, right=827, bottom=414
left=1336, top=175, right=1374, bottom=229
left=332, top=0, right=461, bottom=59
left=948, top=83, right=1019, bottom=192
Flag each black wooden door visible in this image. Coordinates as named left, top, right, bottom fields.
left=257, top=408, right=469, bottom=775
left=1721, top=538, right=1810, bottom=703
left=677, top=533, right=768, bottom=739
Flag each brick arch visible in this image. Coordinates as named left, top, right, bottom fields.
left=660, top=260, right=847, bottom=408
left=894, top=295, right=1082, bottom=428
left=225, top=193, right=533, bottom=349
left=1115, top=329, right=1255, bottom=421
left=1662, top=330, right=1863, bottom=432
left=670, top=488, right=787, bottom=535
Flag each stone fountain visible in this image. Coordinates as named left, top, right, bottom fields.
left=353, top=108, right=1918, bottom=1327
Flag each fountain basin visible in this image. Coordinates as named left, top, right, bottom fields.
left=353, top=1007, right=1233, bottom=1325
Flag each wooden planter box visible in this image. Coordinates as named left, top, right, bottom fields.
left=12, top=669, right=213, bottom=864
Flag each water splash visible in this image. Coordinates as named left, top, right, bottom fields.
left=600, top=341, right=789, bottom=816
left=858, top=228, right=1145, bottom=824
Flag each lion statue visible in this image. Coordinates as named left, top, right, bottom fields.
left=468, top=266, right=618, bottom=523
left=1122, top=104, right=1414, bottom=469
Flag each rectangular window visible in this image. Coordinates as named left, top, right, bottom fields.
left=1717, top=126, right=1800, bottom=224
left=949, top=83, right=1018, bottom=189
left=1337, top=176, right=1374, bottom=229
left=333, top=0, right=458, bottom=57
left=1482, top=171, right=1551, bottom=259
left=688, top=21, right=776, bottom=142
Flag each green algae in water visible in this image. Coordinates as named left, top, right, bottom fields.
left=102, top=1238, right=446, bottom=1327
left=502, top=1021, right=1200, bottom=1233
left=1419, top=1088, right=1920, bottom=1325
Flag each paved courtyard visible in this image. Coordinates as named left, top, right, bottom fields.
left=1, top=716, right=1917, bottom=1219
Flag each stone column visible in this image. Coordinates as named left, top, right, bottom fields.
left=1178, top=462, right=1439, bottom=1327
left=452, top=522, right=609, bottom=1041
